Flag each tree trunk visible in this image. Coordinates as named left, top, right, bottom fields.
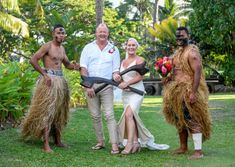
left=153, top=0, right=159, bottom=26
left=149, top=0, right=159, bottom=79
left=96, top=0, right=103, bottom=27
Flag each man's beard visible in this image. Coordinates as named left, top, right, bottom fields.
left=177, top=38, right=188, bottom=47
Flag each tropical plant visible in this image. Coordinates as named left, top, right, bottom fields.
left=148, top=17, right=178, bottom=46
left=158, top=0, right=177, bottom=21
left=0, top=0, right=44, bottom=60
left=63, top=69, right=87, bottom=108
left=0, top=61, right=87, bottom=127
left=188, top=0, right=235, bottom=85
left=174, top=0, right=193, bottom=18
left=0, top=0, right=29, bottom=37
left=0, top=62, right=37, bottom=127
left=117, top=0, right=154, bottom=21
left=0, top=0, right=44, bottom=38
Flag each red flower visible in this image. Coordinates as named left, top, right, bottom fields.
left=108, top=47, right=115, bottom=54
left=154, top=56, right=172, bottom=77
left=165, top=63, right=172, bottom=72
left=156, top=58, right=163, bottom=66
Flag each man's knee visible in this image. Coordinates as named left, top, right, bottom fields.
left=104, top=111, right=115, bottom=121
left=90, top=112, right=102, bottom=122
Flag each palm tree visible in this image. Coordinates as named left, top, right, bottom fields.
left=96, top=0, right=103, bottom=27
left=174, top=0, right=193, bottom=18
left=148, top=17, right=178, bottom=46
left=155, top=0, right=193, bottom=21
left=0, top=0, right=44, bottom=38
left=158, top=0, right=178, bottom=21
left=117, top=0, right=154, bottom=21
left=153, top=0, right=159, bottom=25
left=0, top=0, right=29, bottom=37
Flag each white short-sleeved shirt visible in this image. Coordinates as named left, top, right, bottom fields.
left=80, top=41, right=120, bottom=79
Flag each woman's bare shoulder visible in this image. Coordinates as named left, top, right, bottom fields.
left=136, top=56, right=145, bottom=64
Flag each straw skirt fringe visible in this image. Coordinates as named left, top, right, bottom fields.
left=162, top=81, right=211, bottom=140
left=21, top=76, right=70, bottom=139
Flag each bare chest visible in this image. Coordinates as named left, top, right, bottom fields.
left=173, top=52, right=188, bottom=69
left=47, top=46, right=64, bottom=62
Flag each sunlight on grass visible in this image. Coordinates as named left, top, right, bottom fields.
left=143, top=96, right=163, bottom=103
left=0, top=93, right=234, bottom=167
left=209, top=107, right=224, bottom=110
left=209, top=94, right=235, bottom=100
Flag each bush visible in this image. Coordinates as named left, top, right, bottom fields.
left=0, top=62, right=37, bottom=125
left=0, top=62, right=87, bottom=127
left=63, top=68, right=87, bottom=108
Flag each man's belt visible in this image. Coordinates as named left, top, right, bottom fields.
left=44, top=69, right=63, bottom=76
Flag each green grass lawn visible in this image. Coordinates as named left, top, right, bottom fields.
left=0, top=93, right=235, bottom=167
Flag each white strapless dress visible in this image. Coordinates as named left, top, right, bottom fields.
left=117, top=60, right=169, bottom=150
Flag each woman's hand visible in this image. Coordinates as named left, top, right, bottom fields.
left=113, top=73, right=121, bottom=82
left=118, top=81, right=129, bottom=89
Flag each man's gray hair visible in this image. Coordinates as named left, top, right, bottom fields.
left=96, top=23, right=109, bottom=32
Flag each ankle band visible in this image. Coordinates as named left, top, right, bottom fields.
left=192, top=133, right=202, bottom=150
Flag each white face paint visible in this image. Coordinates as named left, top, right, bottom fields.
left=53, top=27, right=66, bottom=43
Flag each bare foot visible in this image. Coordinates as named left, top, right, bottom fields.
left=188, top=151, right=203, bottom=160
left=43, top=145, right=53, bottom=153
left=171, top=148, right=188, bottom=154
left=55, top=142, right=67, bottom=147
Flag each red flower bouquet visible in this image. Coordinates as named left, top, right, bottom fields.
left=154, top=56, right=172, bottom=77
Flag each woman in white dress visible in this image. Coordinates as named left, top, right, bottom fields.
left=118, top=38, right=166, bottom=155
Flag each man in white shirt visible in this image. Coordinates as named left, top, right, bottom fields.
left=80, top=23, right=121, bottom=154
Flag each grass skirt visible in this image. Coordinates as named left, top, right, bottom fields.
left=162, top=81, right=211, bottom=140
left=21, top=76, right=70, bottom=139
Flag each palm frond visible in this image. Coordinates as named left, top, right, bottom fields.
left=0, top=0, right=21, bottom=15
left=34, top=0, right=44, bottom=19
left=0, top=12, right=29, bottom=37
left=149, top=17, right=177, bottom=44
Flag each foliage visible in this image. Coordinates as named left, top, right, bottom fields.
left=103, top=8, right=144, bottom=59
left=42, top=0, right=96, bottom=61
left=148, top=17, right=177, bottom=46
left=0, top=0, right=145, bottom=62
left=0, top=0, right=29, bottom=37
left=188, top=0, right=235, bottom=85
left=0, top=94, right=235, bottom=166
left=117, top=0, right=154, bottom=21
left=174, top=0, right=193, bottom=18
left=0, top=62, right=37, bottom=123
left=0, top=29, right=24, bottom=60
left=158, top=0, right=177, bottom=21
left=147, top=17, right=186, bottom=77
left=0, top=61, right=87, bottom=125
left=63, top=68, right=87, bottom=108
left=0, top=0, right=44, bottom=59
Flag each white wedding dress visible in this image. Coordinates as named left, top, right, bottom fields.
left=117, top=60, right=169, bottom=150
